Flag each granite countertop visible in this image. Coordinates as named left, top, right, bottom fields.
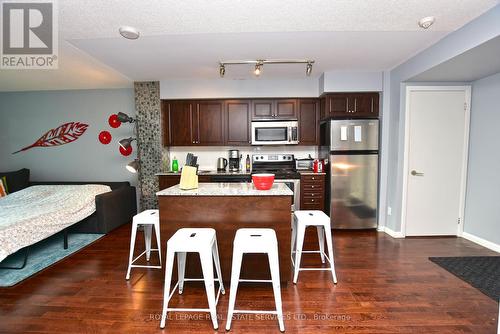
left=156, top=171, right=251, bottom=176
left=156, top=182, right=293, bottom=196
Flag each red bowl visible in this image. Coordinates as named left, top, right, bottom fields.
left=252, top=173, right=275, bottom=190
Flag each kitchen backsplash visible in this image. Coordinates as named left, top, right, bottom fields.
left=163, top=146, right=318, bottom=171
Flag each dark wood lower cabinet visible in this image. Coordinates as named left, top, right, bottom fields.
left=158, top=175, right=211, bottom=190
left=158, top=195, right=292, bottom=284
left=300, top=173, right=325, bottom=211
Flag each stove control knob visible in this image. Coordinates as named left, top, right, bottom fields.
left=260, top=156, right=264, bottom=159
left=255, top=157, right=258, bottom=160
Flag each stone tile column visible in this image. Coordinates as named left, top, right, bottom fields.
left=134, top=81, right=161, bottom=210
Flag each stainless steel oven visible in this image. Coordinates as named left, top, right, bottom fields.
left=251, top=121, right=299, bottom=145
left=274, top=179, right=300, bottom=212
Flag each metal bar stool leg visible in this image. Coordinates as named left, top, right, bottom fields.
left=293, top=223, right=306, bottom=284
left=225, top=251, right=243, bottom=331
left=269, top=245, right=285, bottom=332
left=316, top=225, right=326, bottom=263
left=324, top=228, right=338, bottom=284
left=199, top=250, right=219, bottom=330
left=126, top=222, right=138, bottom=280
left=154, top=222, right=162, bottom=266
left=160, top=248, right=175, bottom=329
left=177, top=252, right=186, bottom=294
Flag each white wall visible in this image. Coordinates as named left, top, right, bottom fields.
left=322, top=71, right=383, bottom=92
left=383, top=4, right=500, bottom=233
left=160, top=78, right=319, bottom=99
left=164, top=146, right=317, bottom=172
left=160, top=71, right=384, bottom=99
left=0, top=89, right=137, bottom=185
left=463, top=71, right=500, bottom=247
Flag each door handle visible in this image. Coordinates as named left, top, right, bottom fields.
left=411, top=170, right=424, bottom=176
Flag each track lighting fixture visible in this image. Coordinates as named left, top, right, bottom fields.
left=218, top=59, right=314, bottom=77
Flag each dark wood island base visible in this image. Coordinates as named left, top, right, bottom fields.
left=158, top=192, right=292, bottom=284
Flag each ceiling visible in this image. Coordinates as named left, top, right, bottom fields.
left=409, top=35, right=500, bottom=82
left=0, top=0, right=498, bottom=91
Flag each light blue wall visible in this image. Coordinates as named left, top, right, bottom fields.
left=382, top=4, right=500, bottom=232
left=463, top=71, right=500, bottom=245
left=0, top=89, right=137, bottom=185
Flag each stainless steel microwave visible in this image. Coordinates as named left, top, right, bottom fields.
left=251, top=121, right=299, bottom=145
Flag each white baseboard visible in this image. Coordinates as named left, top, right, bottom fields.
left=462, top=232, right=500, bottom=253
left=378, top=226, right=405, bottom=238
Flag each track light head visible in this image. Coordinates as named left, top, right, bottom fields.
left=126, top=159, right=140, bottom=173
left=219, top=64, right=225, bottom=77
left=119, top=137, right=136, bottom=149
left=254, top=62, right=263, bottom=76
left=117, top=112, right=135, bottom=123
left=306, top=62, right=313, bottom=76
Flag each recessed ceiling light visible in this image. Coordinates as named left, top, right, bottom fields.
left=119, top=26, right=140, bottom=40
left=418, top=16, right=435, bottom=29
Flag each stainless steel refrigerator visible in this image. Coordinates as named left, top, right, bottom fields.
left=320, top=119, right=379, bottom=229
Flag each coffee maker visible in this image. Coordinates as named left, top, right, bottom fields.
left=228, top=149, right=240, bottom=172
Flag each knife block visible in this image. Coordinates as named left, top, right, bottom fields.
left=179, top=166, right=198, bottom=190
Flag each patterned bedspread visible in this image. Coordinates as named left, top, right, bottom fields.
left=0, top=185, right=111, bottom=262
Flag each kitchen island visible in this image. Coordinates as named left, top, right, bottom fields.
left=157, top=183, right=293, bottom=284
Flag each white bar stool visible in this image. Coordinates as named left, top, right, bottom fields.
left=126, top=209, right=161, bottom=280
left=160, top=228, right=225, bottom=330
left=225, top=228, right=285, bottom=332
left=292, top=210, right=337, bottom=284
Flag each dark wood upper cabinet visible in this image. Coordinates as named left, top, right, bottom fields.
left=226, top=100, right=251, bottom=145
left=275, top=99, right=297, bottom=119
left=297, top=99, right=319, bottom=145
left=252, top=100, right=274, bottom=119
left=321, top=93, right=379, bottom=119
left=350, top=93, right=379, bottom=117
left=161, top=100, right=170, bottom=146
left=251, top=99, right=297, bottom=120
left=196, top=100, right=224, bottom=145
left=165, top=100, right=195, bottom=146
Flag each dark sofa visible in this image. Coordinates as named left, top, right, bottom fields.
left=1, top=168, right=137, bottom=234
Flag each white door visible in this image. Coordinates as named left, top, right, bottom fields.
left=404, top=87, right=470, bottom=236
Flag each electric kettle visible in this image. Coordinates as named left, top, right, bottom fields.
left=217, top=157, right=228, bottom=171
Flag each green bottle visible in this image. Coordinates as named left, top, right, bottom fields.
left=172, top=156, right=179, bottom=172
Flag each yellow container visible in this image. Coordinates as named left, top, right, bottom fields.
left=179, top=166, right=198, bottom=190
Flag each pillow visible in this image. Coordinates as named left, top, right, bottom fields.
left=0, top=180, right=7, bottom=197
left=0, top=168, right=30, bottom=193
left=1, top=176, right=8, bottom=193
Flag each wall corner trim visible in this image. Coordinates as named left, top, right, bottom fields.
left=462, top=232, right=500, bottom=253
left=378, top=226, right=405, bottom=238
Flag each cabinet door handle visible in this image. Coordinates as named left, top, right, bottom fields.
left=311, top=199, right=315, bottom=202
left=311, top=177, right=315, bottom=180
left=311, top=185, right=315, bottom=188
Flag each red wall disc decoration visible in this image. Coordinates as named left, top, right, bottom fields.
left=119, top=145, right=133, bottom=156
left=108, top=114, right=121, bottom=128
left=98, top=130, right=112, bottom=144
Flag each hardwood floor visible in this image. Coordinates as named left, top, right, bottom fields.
left=0, top=225, right=498, bottom=333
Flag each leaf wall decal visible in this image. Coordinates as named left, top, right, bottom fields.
left=12, top=122, right=89, bottom=154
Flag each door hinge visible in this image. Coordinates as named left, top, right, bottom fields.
left=464, top=102, right=467, bottom=111
left=457, top=217, right=461, bottom=224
